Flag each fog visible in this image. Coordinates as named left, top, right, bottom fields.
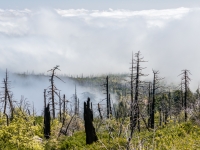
left=0, top=7, right=200, bottom=113
left=0, top=70, right=108, bottom=115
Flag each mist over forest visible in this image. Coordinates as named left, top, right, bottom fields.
left=1, top=1, right=200, bottom=149
left=0, top=70, right=112, bottom=115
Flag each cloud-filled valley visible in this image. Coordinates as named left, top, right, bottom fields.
left=0, top=7, right=200, bottom=91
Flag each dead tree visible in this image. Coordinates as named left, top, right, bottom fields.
left=106, top=76, right=111, bottom=118
left=98, top=103, right=103, bottom=119
left=178, top=70, right=191, bottom=122
left=150, top=70, right=164, bottom=129
left=4, top=113, right=9, bottom=126
left=109, top=93, right=112, bottom=116
left=128, top=51, right=148, bottom=148
left=181, top=81, right=184, bottom=108
left=160, top=91, right=170, bottom=125
left=44, top=104, right=51, bottom=139
left=59, top=92, right=62, bottom=122
left=147, top=82, right=152, bottom=128
left=77, top=98, right=79, bottom=116
left=74, top=85, right=79, bottom=116
left=106, top=77, right=111, bottom=118
left=101, top=76, right=112, bottom=118
left=47, top=65, right=64, bottom=119
left=130, top=52, right=134, bottom=129
left=33, top=102, right=36, bottom=125
left=84, top=97, right=98, bottom=144
left=3, top=70, right=8, bottom=114
left=63, top=94, right=66, bottom=124
left=168, top=90, right=172, bottom=119
left=57, top=94, right=71, bottom=138
left=160, top=93, right=166, bottom=125
left=2, top=69, right=14, bottom=119
left=44, top=89, right=47, bottom=110
left=165, top=92, right=171, bottom=124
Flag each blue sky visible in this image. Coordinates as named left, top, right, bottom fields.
left=1, top=0, right=200, bottom=10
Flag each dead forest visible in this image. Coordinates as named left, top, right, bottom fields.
left=1, top=51, right=200, bottom=150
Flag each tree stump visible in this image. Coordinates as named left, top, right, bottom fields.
left=84, top=97, right=98, bottom=144
left=44, top=104, right=51, bottom=139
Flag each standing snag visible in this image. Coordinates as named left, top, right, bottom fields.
left=150, top=70, right=164, bottom=129
left=127, top=51, right=148, bottom=149
left=98, top=103, right=103, bottom=119
left=84, top=97, right=98, bottom=144
left=44, top=88, right=50, bottom=139
left=147, top=82, right=152, bottom=128
left=130, top=52, right=147, bottom=135
left=74, top=85, right=79, bottom=116
left=178, top=69, right=191, bottom=122
left=44, top=104, right=51, bottom=139
left=3, top=69, right=14, bottom=119
left=105, top=76, right=111, bottom=118
left=47, top=65, right=64, bottom=119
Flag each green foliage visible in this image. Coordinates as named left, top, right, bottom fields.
left=0, top=110, right=44, bottom=150
left=57, top=118, right=200, bottom=150
left=1, top=108, right=200, bottom=150
left=44, top=119, right=62, bottom=150
left=58, top=131, right=127, bottom=150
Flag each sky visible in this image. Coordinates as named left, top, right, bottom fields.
left=0, top=1, right=200, bottom=92
left=1, top=0, right=200, bottom=10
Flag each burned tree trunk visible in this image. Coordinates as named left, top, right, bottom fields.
left=63, top=94, right=66, bottom=124
left=47, top=65, right=64, bottom=119
left=109, top=93, right=112, bottom=116
left=78, top=98, right=79, bottom=116
left=178, top=70, right=191, bottom=122
left=98, top=103, right=103, bottom=119
left=159, top=107, right=162, bottom=126
left=132, top=52, right=140, bottom=132
left=150, top=70, right=164, bottom=129
left=7, top=90, right=13, bottom=119
left=3, top=71, right=8, bottom=114
left=181, top=83, right=184, bottom=108
left=3, top=70, right=14, bottom=119
left=50, top=74, right=55, bottom=119
left=128, top=51, right=148, bottom=149
left=59, top=92, right=62, bottom=122
left=4, top=113, right=9, bottom=126
left=106, top=76, right=110, bottom=118
left=130, top=52, right=134, bottom=129
left=151, top=72, right=156, bottom=129
left=84, top=98, right=98, bottom=144
left=184, top=72, right=188, bottom=121
left=74, top=85, right=78, bottom=115
left=168, top=91, right=171, bottom=119
left=44, top=89, right=46, bottom=109
left=44, top=104, right=51, bottom=139
left=147, top=82, right=152, bottom=128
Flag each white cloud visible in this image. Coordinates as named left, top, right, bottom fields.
left=55, top=7, right=191, bottom=27
left=0, top=9, right=31, bottom=36
left=0, top=7, right=200, bottom=91
left=55, top=9, right=89, bottom=17
left=56, top=7, right=190, bottom=19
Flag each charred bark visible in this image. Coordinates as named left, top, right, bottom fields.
left=150, top=70, right=164, bottom=129
left=106, top=76, right=110, bottom=118
left=84, top=98, right=98, bottom=144
left=47, top=65, right=64, bottom=119
left=44, top=104, right=51, bottom=139
left=178, top=70, right=191, bottom=122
